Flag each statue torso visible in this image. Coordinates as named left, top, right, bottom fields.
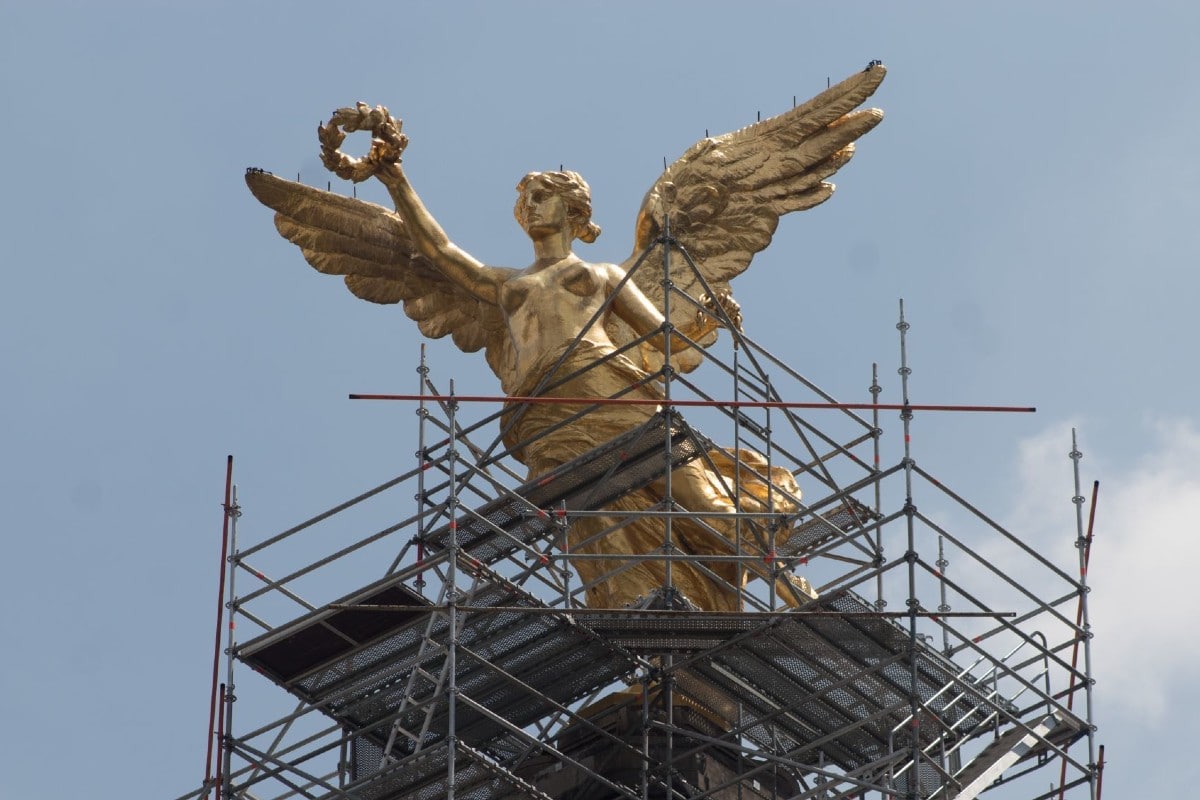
left=499, top=257, right=620, bottom=389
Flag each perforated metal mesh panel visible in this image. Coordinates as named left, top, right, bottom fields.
left=270, top=583, right=637, bottom=751
left=668, top=592, right=992, bottom=773
left=378, top=605, right=638, bottom=755
left=344, top=738, right=552, bottom=800
left=781, top=498, right=881, bottom=557
left=240, top=572, right=639, bottom=787
left=577, top=612, right=757, bottom=653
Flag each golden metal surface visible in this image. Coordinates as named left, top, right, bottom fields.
left=246, top=64, right=886, bottom=610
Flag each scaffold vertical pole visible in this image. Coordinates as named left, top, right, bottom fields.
left=221, top=484, right=241, bottom=800
left=204, top=455, right=234, bottom=798
left=660, top=219, right=674, bottom=597
left=937, top=536, right=951, bottom=654
left=658, top=220, right=676, bottom=797
left=870, top=364, right=885, bottom=612
left=1069, top=430, right=1099, bottom=799
left=415, top=343, right=429, bottom=592
left=446, top=380, right=460, bottom=800
left=897, top=299, right=922, bottom=799
left=640, top=675, right=650, bottom=800
left=215, top=683, right=225, bottom=800
left=733, top=343, right=746, bottom=609
left=765, top=375, right=777, bottom=610
left=557, top=503, right=570, bottom=607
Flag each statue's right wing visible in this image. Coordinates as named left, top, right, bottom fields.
left=245, top=170, right=514, bottom=379
left=611, top=64, right=885, bottom=374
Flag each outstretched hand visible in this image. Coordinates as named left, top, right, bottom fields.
left=318, top=103, right=408, bottom=183
left=696, top=289, right=743, bottom=334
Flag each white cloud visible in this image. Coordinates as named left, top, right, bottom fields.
left=1011, top=417, right=1200, bottom=725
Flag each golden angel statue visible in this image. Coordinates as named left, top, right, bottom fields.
left=246, top=63, right=885, bottom=612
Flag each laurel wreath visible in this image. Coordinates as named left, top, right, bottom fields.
left=318, top=103, right=408, bottom=183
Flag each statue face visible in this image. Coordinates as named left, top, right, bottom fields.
left=517, top=184, right=570, bottom=237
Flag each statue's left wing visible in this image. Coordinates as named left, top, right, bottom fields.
left=612, top=63, right=886, bottom=371
left=245, top=170, right=513, bottom=378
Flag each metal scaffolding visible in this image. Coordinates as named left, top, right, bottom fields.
left=178, top=238, right=1101, bottom=800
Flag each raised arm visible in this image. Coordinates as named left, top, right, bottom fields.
left=318, top=105, right=506, bottom=304
left=375, top=163, right=506, bottom=304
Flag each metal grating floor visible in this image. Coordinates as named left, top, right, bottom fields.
left=240, top=572, right=640, bottom=754
left=345, top=738, right=555, bottom=800
left=669, top=592, right=994, bottom=772
left=781, top=497, right=882, bottom=557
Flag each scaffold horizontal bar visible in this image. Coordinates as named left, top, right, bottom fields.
left=350, top=393, right=1036, bottom=413
left=326, top=604, right=1015, bottom=619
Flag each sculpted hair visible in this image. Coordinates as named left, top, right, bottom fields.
left=514, top=170, right=603, bottom=243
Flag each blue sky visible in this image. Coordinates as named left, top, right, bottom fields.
left=3, top=2, right=1199, bottom=798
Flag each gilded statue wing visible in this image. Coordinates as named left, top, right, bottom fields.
left=611, top=63, right=886, bottom=371
left=245, top=169, right=514, bottom=378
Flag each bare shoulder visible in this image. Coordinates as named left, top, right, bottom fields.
left=597, top=261, right=629, bottom=283
left=471, top=265, right=521, bottom=291
left=487, top=265, right=522, bottom=281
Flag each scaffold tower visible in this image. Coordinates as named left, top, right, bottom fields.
left=178, top=234, right=1101, bottom=800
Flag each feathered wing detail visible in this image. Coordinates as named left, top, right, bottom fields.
left=610, top=64, right=886, bottom=372
left=245, top=170, right=515, bottom=379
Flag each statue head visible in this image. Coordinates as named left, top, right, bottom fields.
left=514, top=170, right=602, bottom=243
